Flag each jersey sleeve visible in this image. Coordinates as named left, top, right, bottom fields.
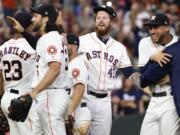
left=119, top=46, right=132, bottom=68
left=78, top=36, right=86, bottom=54
left=138, top=39, right=150, bottom=67
left=69, top=58, right=88, bottom=86
left=44, top=34, right=65, bottom=63
left=140, top=61, right=170, bottom=88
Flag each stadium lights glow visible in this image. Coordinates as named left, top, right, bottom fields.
left=106, top=1, right=112, bottom=7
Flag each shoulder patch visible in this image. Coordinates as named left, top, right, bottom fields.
left=47, top=45, right=57, bottom=55
left=72, top=68, right=80, bottom=79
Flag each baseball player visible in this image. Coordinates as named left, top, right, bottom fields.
left=29, top=3, right=69, bottom=135
left=78, top=5, right=134, bottom=135
left=138, top=13, right=180, bottom=135
left=66, top=33, right=91, bottom=135
left=0, top=12, right=36, bottom=135
left=140, top=38, right=180, bottom=117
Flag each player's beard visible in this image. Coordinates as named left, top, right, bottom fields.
left=95, top=24, right=111, bottom=36
left=32, top=21, right=42, bottom=32
left=67, top=48, right=72, bottom=57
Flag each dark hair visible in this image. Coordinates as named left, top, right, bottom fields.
left=45, top=19, right=58, bottom=33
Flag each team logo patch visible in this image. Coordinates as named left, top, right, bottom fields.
left=72, top=68, right=80, bottom=79
left=151, top=16, right=156, bottom=20
left=47, top=45, right=57, bottom=55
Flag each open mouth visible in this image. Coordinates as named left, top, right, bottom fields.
left=151, top=34, right=157, bottom=39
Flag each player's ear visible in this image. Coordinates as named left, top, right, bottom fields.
left=72, top=45, right=77, bottom=52
left=110, top=17, right=115, bottom=25
left=42, top=16, right=49, bottom=24
left=165, top=26, right=170, bottom=32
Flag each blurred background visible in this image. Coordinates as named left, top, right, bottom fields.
left=0, top=0, right=179, bottom=135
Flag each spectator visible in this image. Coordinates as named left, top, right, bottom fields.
left=112, top=78, right=145, bottom=117
left=2, top=0, right=17, bottom=16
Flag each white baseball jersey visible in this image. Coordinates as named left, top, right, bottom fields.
left=68, top=54, right=88, bottom=99
left=31, top=31, right=68, bottom=89
left=138, top=35, right=178, bottom=93
left=0, top=38, right=36, bottom=91
left=68, top=54, right=91, bottom=131
left=138, top=36, right=178, bottom=67
left=78, top=32, right=132, bottom=92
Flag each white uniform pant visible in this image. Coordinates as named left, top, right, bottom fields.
left=86, top=94, right=112, bottom=135
left=32, top=89, right=69, bottom=135
left=140, top=96, right=180, bottom=135
left=74, top=102, right=91, bottom=127
left=1, top=89, right=35, bottom=135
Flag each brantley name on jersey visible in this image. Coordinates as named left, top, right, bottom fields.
left=0, top=46, right=31, bottom=61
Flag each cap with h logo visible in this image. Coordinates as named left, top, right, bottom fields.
left=30, top=3, right=58, bottom=21
left=93, top=5, right=117, bottom=18
left=66, top=33, right=79, bottom=47
left=144, top=13, right=169, bottom=27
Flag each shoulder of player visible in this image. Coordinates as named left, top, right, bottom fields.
left=165, top=40, right=180, bottom=53
left=1, top=38, right=35, bottom=50
left=0, top=41, right=7, bottom=48
left=39, top=31, right=63, bottom=45
left=112, top=39, right=128, bottom=50
left=41, top=31, right=61, bottom=39
left=69, top=56, right=83, bottom=66
left=139, top=36, right=151, bottom=44
left=165, top=35, right=179, bottom=48
left=138, top=36, right=151, bottom=48
left=79, top=33, right=91, bottom=41
left=69, top=55, right=88, bottom=69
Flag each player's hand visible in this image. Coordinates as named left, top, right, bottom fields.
left=6, top=16, right=24, bottom=33
left=150, top=52, right=172, bottom=67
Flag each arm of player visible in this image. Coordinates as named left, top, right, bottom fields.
left=120, top=67, right=135, bottom=78
left=30, top=62, right=61, bottom=99
left=68, top=83, right=85, bottom=115
left=8, top=15, right=38, bottom=49
left=21, top=31, right=38, bottom=50
left=140, top=61, right=170, bottom=88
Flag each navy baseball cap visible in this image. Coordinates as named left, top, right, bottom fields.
left=30, top=3, right=58, bottom=21
left=93, top=5, right=117, bottom=18
left=66, top=33, right=79, bottom=47
left=144, top=13, right=169, bottom=27
left=7, top=12, right=32, bottom=29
